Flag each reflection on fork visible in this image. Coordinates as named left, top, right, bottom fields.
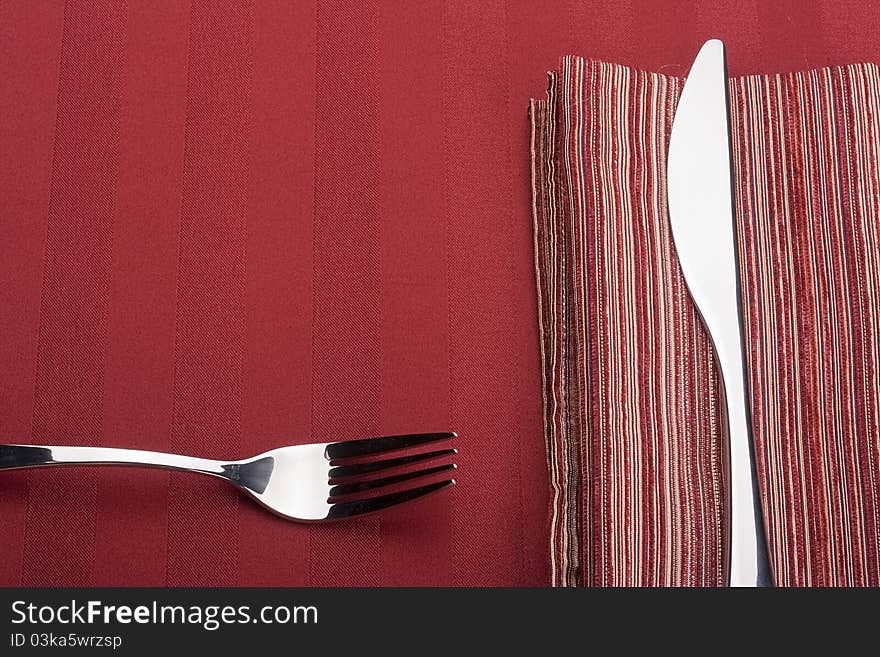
left=0, top=432, right=457, bottom=522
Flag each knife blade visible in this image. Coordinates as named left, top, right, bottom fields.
left=666, top=39, right=773, bottom=587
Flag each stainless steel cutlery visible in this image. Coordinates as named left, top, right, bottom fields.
left=667, top=39, right=773, bottom=586
left=0, top=432, right=457, bottom=522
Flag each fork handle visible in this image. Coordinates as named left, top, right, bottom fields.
left=0, top=444, right=228, bottom=479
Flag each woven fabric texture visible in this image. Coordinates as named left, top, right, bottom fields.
left=2, top=1, right=879, bottom=586
left=531, top=59, right=880, bottom=586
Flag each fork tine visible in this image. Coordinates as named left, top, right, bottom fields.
left=326, top=479, right=455, bottom=520
left=329, top=448, right=457, bottom=481
left=329, top=463, right=456, bottom=499
left=325, top=432, right=456, bottom=462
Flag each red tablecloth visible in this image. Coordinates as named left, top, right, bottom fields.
left=2, top=1, right=879, bottom=586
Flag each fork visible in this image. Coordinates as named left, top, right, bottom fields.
left=0, top=432, right=457, bottom=522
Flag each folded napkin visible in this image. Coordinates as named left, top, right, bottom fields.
left=531, top=58, right=880, bottom=586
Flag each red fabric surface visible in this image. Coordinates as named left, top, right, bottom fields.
left=1, top=1, right=879, bottom=586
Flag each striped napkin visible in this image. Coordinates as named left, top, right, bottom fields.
left=530, top=58, right=880, bottom=586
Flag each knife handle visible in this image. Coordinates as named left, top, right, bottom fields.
left=715, top=329, right=773, bottom=587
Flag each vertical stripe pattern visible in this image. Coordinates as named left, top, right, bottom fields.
left=532, top=59, right=880, bottom=586
left=308, top=0, right=383, bottom=585
left=22, top=0, right=127, bottom=586
left=165, top=1, right=252, bottom=586
left=732, top=64, right=880, bottom=586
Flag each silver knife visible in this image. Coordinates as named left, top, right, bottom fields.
left=666, top=39, right=773, bottom=587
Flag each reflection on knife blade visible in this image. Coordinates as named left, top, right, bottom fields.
left=666, top=39, right=773, bottom=587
